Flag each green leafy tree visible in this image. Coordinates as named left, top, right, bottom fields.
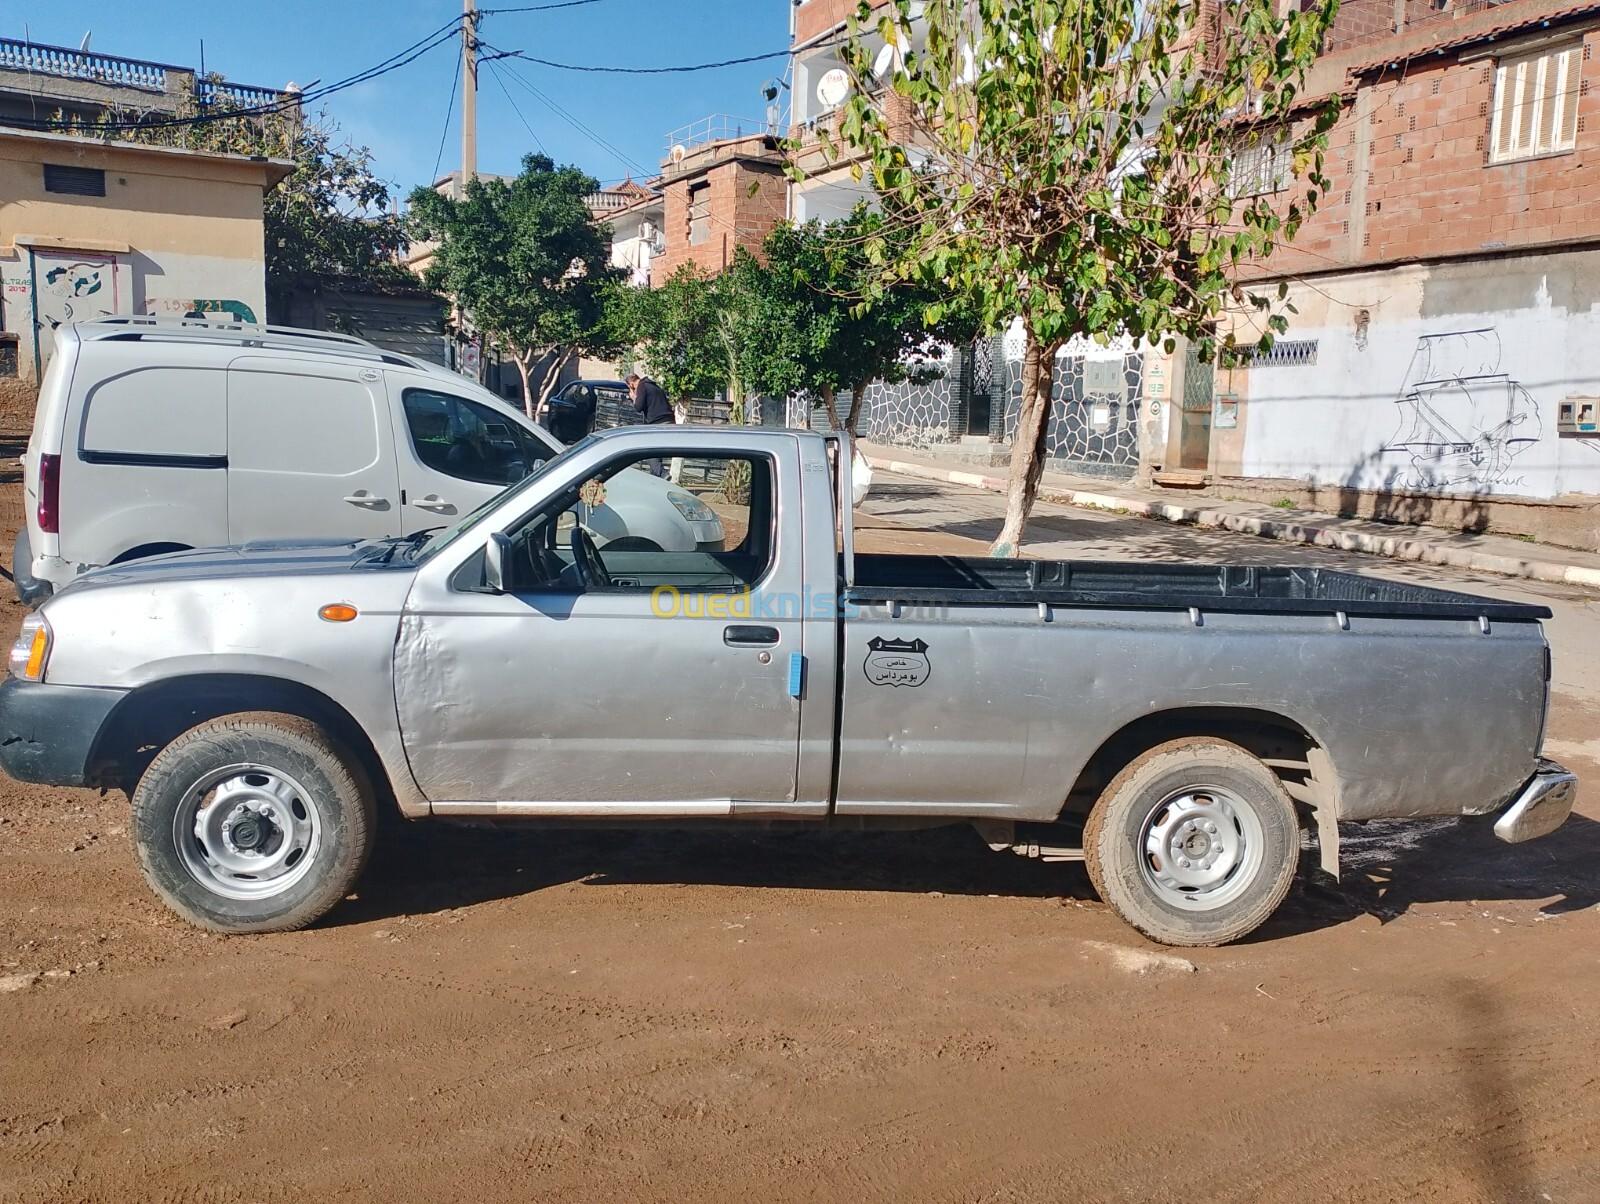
left=740, top=206, right=980, bottom=435
left=409, top=154, right=622, bottom=417
left=82, top=95, right=414, bottom=305
left=265, top=122, right=412, bottom=300
left=813, top=0, right=1338, bottom=554
left=609, top=264, right=730, bottom=407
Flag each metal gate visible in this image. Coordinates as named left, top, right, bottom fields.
left=1179, top=344, right=1214, bottom=471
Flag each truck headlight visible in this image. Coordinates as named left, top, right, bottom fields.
left=9, top=613, right=51, bottom=682
left=666, top=490, right=717, bottom=523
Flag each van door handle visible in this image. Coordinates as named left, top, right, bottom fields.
left=343, top=490, right=389, bottom=509
left=413, top=494, right=454, bottom=514
left=724, top=625, right=780, bottom=647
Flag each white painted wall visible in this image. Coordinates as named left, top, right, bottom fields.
left=1237, top=253, right=1600, bottom=500
left=2, top=246, right=265, bottom=379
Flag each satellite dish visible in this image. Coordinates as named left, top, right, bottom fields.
left=816, top=67, right=850, bottom=108
left=79, top=31, right=92, bottom=52
left=669, top=143, right=687, bottom=165
left=873, top=42, right=905, bottom=80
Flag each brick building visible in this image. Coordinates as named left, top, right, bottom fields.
left=653, top=121, right=788, bottom=280
left=1182, top=0, right=1600, bottom=545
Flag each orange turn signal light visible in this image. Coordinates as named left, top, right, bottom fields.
left=318, top=603, right=359, bottom=623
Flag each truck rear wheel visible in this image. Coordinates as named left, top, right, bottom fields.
left=1083, top=738, right=1299, bottom=947
left=130, top=712, right=376, bottom=934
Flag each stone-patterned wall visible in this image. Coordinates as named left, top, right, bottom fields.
left=858, top=347, right=962, bottom=447
left=1002, top=336, right=1143, bottom=479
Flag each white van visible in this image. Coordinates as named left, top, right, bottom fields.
left=15, top=318, right=724, bottom=601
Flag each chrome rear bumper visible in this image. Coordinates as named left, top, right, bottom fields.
left=1494, top=759, right=1578, bottom=844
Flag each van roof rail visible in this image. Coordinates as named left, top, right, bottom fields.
left=83, top=315, right=376, bottom=348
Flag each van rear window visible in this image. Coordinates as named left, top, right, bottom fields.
left=81, top=367, right=226, bottom=461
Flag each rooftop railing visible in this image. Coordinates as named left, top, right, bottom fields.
left=0, top=38, right=175, bottom=92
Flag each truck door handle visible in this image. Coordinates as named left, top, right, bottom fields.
left=724, top=625, right=780, bottom=647
left=343, top=490, right=389, bottom=509
left=413, top=494, right=454, bottom=514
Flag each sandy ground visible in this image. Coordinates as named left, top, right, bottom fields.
left=1, top=462, right=1598, bottom=1203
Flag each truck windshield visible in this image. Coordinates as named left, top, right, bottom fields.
left=412, top=434, right=599, bottom=563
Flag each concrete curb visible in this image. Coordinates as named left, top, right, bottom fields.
left=866, top=455, right=1600, bottom=590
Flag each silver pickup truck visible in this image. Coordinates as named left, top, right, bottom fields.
left=0, top=427, right=1577, bottom=946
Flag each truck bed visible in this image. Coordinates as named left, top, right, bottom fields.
left=849, top=554, right=1551, bottom=621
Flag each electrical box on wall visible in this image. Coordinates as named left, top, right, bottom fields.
left=1214, top=393, right=1240, bottom=430
left=1558, top=397, right=1598, bottom=437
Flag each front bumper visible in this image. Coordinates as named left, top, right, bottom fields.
left=0, top=677, right=127, bottom=786
left=1493, top=759, right=1578, bottom=844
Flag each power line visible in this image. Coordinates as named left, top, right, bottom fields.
left=484, top=57, right=545, bottom=153
left=490, top=52, right=649, bottom=176
left=431, top=47, right=462, bottom=183
left=481, top=46, right=790, bottom=75
left=16, top=16, right=464, bottom=133
left=481, top=0, right=608, bottom=11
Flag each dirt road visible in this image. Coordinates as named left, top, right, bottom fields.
left=2, top=469, right=1598, bottom=1203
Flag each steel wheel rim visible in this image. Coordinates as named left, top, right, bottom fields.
left=173, top=763, right=323, bottom=902
left=1138, top=784, right=1265, bottom=911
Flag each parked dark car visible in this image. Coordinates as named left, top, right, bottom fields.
left=545, top=379, right=634, bottom=443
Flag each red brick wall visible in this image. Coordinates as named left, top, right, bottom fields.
left=653, top=152, right=788, bottom=281
left=1325, top=0, right=1397, bottom=53
left=793, top=0, right=890, bottom=46
left=1251, top=29, right=1600, bottom=280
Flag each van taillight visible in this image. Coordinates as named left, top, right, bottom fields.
left=37, top=453, right=60, bottom=534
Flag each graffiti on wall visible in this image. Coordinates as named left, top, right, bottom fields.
left=145, top=297, right=259, bottom=323
left=1383, top=328, right=1540, bottom=491
left=32, top=251, right=125, bottom=372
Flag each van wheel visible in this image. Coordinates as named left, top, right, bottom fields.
left=1083, top=739, right=1299, bottom=947
left=131, top=712, right=375, bottom=934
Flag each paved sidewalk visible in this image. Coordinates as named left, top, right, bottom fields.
left=859, top=441, right=1600, bottom=589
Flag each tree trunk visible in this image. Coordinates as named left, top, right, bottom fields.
left=820, top=384, right=842, bottom=430
left=533, top=348, right=574, bottom=423
left=990, top=329, right=1059, bottom=558
left=514, top=355, right=536, bottom=421
left=844, top=383, right=867, bottom=437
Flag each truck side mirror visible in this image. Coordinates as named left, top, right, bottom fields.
left=484, top=531, right=512, bottom=594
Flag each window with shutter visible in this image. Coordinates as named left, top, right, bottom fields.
left=1489, top=42, right=1583, bottom=164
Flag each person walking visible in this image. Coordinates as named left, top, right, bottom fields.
left=627, top=373, right=674, bottom=478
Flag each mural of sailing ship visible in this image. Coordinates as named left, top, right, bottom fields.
left=1383, top=328, right=1540, bottom=491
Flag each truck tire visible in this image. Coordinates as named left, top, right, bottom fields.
left=1083, top=738, right=1299, bottom=947
left=130, top=712, right=376, bottom=934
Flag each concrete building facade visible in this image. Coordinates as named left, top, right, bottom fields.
left=1192, top=0, right=1600, bottom=544
left=0, top=128, right=290, bottom=381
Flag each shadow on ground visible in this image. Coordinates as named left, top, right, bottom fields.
left=336, top=809, right=1600, bottom=940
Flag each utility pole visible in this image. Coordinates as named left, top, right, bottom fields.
left=461, top=0, right=478, bottom=185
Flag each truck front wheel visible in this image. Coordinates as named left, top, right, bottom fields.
left=131, top=712, right=376, bottom=934
left=1083, top=739, right=1300, bottom=947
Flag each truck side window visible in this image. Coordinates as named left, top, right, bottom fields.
left=403, top=389, right=547, bottom=486
left=507, top=453, right=773, bottom=595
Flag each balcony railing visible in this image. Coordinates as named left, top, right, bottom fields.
left=0, top=37, right=174, bottom=93
left=664, top=114, right=770, bottom=157
left=0, top=36, right=290, bottom=109
left=197, top=78, right=292, bottom=110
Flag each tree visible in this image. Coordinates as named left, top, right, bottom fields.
left=408, top=155, right=621, bottom=418
left=814, top=0, right=1338, bottom=554
left=264, top=122, right=413, bottom=301
left=740, top=206, right=979, bottom=435
left=76, top=95, right=415, bottom=304
left=610, top=264, right=729, bottom=406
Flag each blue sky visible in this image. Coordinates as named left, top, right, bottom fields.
left=12, top=1, right=789, bottom=193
